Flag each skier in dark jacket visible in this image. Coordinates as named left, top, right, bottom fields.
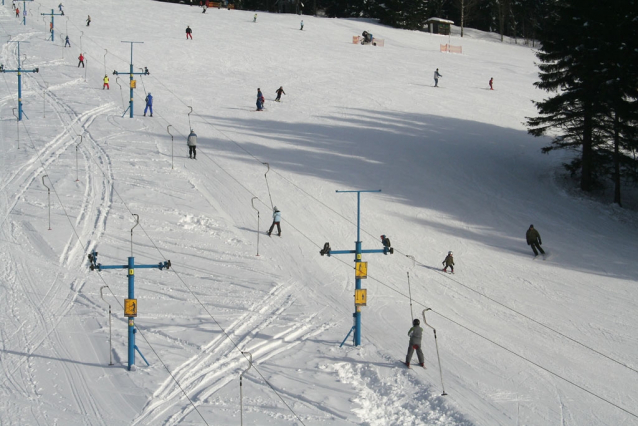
left=144, top=93, right=153, bottom=117
left=526, top=224, right=545, bottom=256
left=275, top=86, right=285, bottom=102
left=442, top=251, right=454, bottom=273
left=256, top=88, right=264, bottom=111
left=64, top=35, right=71, bottom=47
left=86, top=15, right=91, bottom=26
left=434, top=68, right=442, bottom=87
left=405, top=318, right=425, bottom=368
left=186, top=26, right=193, bottom=39
left=267, top=207, right=281, bottom=236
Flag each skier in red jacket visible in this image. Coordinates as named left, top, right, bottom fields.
left=78, top=53, right=85, bottom=68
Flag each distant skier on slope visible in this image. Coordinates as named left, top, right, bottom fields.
left=186, top=26, right=193, bottom=39
left=405, top=318, right=425, bottom=368
left=275, top=86, right=286, bottom=102
left=489, top=77, right=494, bottom=90
left=526, top=224, right=545, bottom=256
left=86, top=15, right=91, bottom=26
left=256, top=88, right=264, bottom=111
left=78, top=53, right=85, bottom=68
left=187, top=129, right=197, bottom=159
left=442, top=251, right=454, bottom=273
left=144, top=93, right=153, bottom=117
left=253, top=13, right=257, bottom=22
left=300, top=20, right=304, bottom=30
left=64, top=35, right=71, bottom=47
left=434, top=68, right=442, bottom=87
left=103, top=75, right=109, bottom=90
left=267, top=207, right=281, bottom=237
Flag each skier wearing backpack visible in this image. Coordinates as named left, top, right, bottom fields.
left=144, top=93, right=153, bottom=117
left=442, top=251, right=454, bottom=273
left=405, top=318, right=425, bottom=368
left=187, top=129, right=197, bottom=159
left=267, top=207, right=281, bottom=236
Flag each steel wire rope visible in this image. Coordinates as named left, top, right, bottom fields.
left=31, top=19, right=638, bottom=418
left=129, top=102, right=638, bottom=422
left=0, top=61, right=210, bottom=426
left=141, top=67, right=638, bottom=379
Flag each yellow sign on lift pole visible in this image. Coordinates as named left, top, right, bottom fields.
left=355, top=289, right=367, bottom=306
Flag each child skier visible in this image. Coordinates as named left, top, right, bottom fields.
left=186, top=26, right=193, bottom=39
left=144, top=93, right=153, bottom=117
left=275, top=86, right=285, bottom=102
left=64, top=35, right=71, bottom=47
left=103, top=75, right=109, bottom=90
left=187, top=129, right=197, bottom=159
left=489, top=77, right=494, bottom=90
left=256, top=88, right=264, bottom=111
left=442, top=251, right=454, bottom=273
left=405, top=318, right=425, bottom=368
left=267, top=207, right=281, bottom=236
left=434, top=68, right=442, bottom=87
left=78, top=53, right=85, bottom=68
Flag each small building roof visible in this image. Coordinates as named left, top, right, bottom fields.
left=425, top=17, right=454, bottom=24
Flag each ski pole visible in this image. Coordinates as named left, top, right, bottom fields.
left=422, top=308, right=447, bottom=395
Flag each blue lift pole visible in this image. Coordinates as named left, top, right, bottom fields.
left=88, top=216, right=170, bottom=371
left=113, top=41, right=148, bottom=118
left=21, top=0, right=35, bottom=25
left=40, top=9, right=63, bottom=41
left=320, top=190, right=394, bottom=347
left=1, top=41, right=39, bottom=121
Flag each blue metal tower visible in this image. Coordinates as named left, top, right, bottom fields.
left=21, top=0, right=35, bottom=25
left=41, top=8, right=63, bottom=41
left=320, top=190, right=394, bottom=346
left=1, top=41, right=39, bottom=121
left=88, top=215, right=170, bottom=371
left=113, top=41, right=149, bottom=118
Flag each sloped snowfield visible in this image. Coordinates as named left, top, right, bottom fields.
left=1, top=1, right=637, bottom=425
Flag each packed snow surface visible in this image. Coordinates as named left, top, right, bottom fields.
left=1, top=1, right=637, bottom=425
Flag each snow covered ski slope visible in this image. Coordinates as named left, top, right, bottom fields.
left=1, top=0, right=637, bottom=424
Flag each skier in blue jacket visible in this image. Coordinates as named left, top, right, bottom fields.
left=267, top=206, right=281, bottom=236
left=256, top=88, right=264, bottom=111
left=144, top=93, right=153, bottom=117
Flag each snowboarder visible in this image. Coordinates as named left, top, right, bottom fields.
left=78, top=53, right=85, bottom=68
left=86, top=15, right=91, bottom=26
left=526, top=224, right=545, bottom=256
left=434, top=68, right=442, bottom=87
left=267, top=207, right=282, bottom=236
left=64, top=35, right=71, bottom=47
left=256, top=88, right=264, bottom=111
left=253, top=13, right=257, bottom=22
left=300, top=20, right=304, bottom=30
left=405, top=318, right=425, bottom=368
left=489, top=77, right=494, bottom=90
left=442, top=251, right=454, bottom=273
left=103, top=75, right=109, bottom=90
left=275, top=86, right=285, bottom=102
left=187, top=129, right=197, bottom=159
left=186, top=25, right=193, bottom=40
left=144, top=93, right=153, bottom=117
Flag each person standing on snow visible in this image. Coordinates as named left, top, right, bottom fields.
left=526, top=224, right=545, bottom=256
left=253, top=13, right=257, bottom=22
left=186, top=25, right=193, bottom=40
left=64, top=35, right=71, bottom=47
left=15, top=7, right=19, bottom=18
left=78, top=53, right=85, bottom=68
left=144, top=93, right=153, bottom=117
left=433, top=68, right=442, bottom=87
left=187, top=129, right=197, bottom=159
left=489, top=77, right=494, bottom=90
left=300, top=20, right=304, bottom=30
left=103, top=75, right=109, bottom=90
left=58, top=3, right=64, bottom=14
left=256, top=88, right=264, bottom=111
left=275, top=86, right=286, bottom=102
left=86, top=15, right=91, bottom=26
left=442, top=251, right=454, bottom=273
left=405, top=318, right=425, bottom=368
left=267, top=207, right=282, bottom=236
left=202, top=5, right=207, bottom=13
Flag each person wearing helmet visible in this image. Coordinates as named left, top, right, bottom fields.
left=526, top=224, right=544, bottom=256
left=267, top=206, right=281, bottom=237
left=405, top=318, right=425, bottom=368
left=442, top=251, right=454, bottom=273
